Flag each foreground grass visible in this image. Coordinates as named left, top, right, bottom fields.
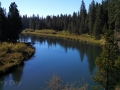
left=22, top=29, right=105, bottom=46
left=0, top=42, right=35, bottom=76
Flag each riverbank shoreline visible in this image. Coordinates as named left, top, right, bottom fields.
left=0, top=42, right=35, bottom=76
left=22, top=29, right=105, bottom=46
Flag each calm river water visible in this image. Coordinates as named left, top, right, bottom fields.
left=0, top=34, right=102, bottom=90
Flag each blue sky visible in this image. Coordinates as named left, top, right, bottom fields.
left=0, top=0, right=101, bottom=17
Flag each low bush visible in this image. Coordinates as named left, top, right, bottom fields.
left=46, top=74, right=88, bottom=90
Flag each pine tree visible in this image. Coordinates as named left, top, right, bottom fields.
left=92, top=30, right=120, bottom=90
left=0, top=2, right=7, bottom=41
left=79, top=0, right=87, bottom=34
left=93, top=3, right=102, bottom=39
left=22, top=15, right=29, bottom=29
left=72, top=12, right=77, bottom=34
left=107, top=0, right=115, bottom=30
left=63, top=14, right=67, bottom=30
left=88, top=0, right=96, bottom=36
left=101, top=0, right=109, bottom=33
left=107, top=0, right=120, bottom=32
left=7, top=2, right=22, bottom=42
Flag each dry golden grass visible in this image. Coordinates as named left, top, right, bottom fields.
left=0, top=42, right=35, bottom=75
left=22, top=29, right=105, bottom=46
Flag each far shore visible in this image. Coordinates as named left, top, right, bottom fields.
left=22, top=29, right=105, bottom=46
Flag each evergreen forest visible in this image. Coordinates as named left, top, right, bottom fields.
left=22, top=0, right=120, bottom=40
left=0, top=0, right=120, bottom=41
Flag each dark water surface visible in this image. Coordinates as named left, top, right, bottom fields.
left=0, top=34, right=102, bottom=90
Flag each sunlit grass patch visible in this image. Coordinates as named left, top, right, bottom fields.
left=22, top=29, right=105, bottom=46
left=0, top=42, right=35, bottom=76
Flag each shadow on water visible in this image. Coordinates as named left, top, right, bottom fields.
left=11, top=64, right=24, bottom=85
left=0, top=64, right=24, bottom=89
left=0, top=76, right=4, bottom=90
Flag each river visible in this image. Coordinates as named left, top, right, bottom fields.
left=0, top=34, right=102, bottom=90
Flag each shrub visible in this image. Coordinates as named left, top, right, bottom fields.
left=47, top=74, right=62, bottom=90
left=46, top=74, right=88, bottom=90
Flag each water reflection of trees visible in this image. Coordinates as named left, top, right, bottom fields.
left=20, top=34, right=102, bottom=74
left=19, top=34, right=30, bottom=42
left=0, top=64, right=24, bottom=89
left=11, top=65, right=24, bottom=86
left=0, top=76, right=4, bottom=90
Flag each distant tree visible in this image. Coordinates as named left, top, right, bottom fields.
left=68, top=22, right=73, bottom=34
left=0, top=2, right=7, bottom=41
left=101, top=0, right=109, bottom=33
left=35, top=14, right=39, bottom=30
left=72, top=12, right=77, bottom=34
left=88, top=0, right=96, bottom=36
left=7, top=2, right=22, bottom=42
left=108, top=0, right=120, bottom=32
left=93, top=3, right=102, bottom=39
left=32, top=20, right=36, bottom=31
left=22, top=15, right=29, bottom=29
left=107, top=1, right=115, bottom=30
left=79, top=0, right=87, bottom=34
left=29, top=18, right=33, bottom=29
left=63, top=14, right=68, bottom=30
left=45, top=15, right=52, bottom=29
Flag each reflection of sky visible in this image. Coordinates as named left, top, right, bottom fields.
left=0, top=36, right=101, bottom=90
left=31, top=42, right=92, bottom=89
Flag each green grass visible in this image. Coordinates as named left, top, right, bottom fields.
left=0, top=42, right=35, bottom=75
left=22, top=29, right=105, bottom=46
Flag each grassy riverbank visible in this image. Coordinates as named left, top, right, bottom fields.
left=0, top=42, right=35, bottom=76
left=22, top=29, right=105, bottom=46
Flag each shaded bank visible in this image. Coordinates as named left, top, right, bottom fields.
left=0, top=42, right=35, bottom=76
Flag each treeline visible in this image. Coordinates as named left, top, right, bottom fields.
left=0, top=2, right=22, bottom=42
left=22, top=0, right=120, bottom=39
